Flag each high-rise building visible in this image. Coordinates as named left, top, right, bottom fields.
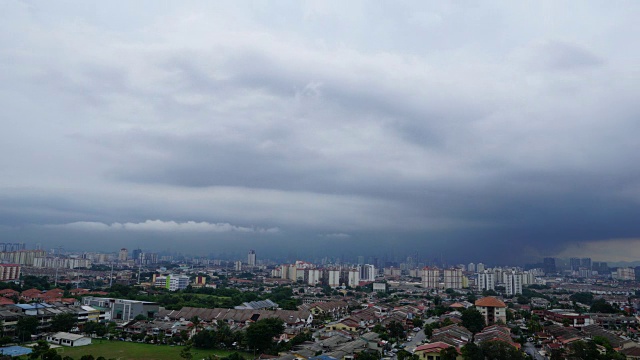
left=477, top=263, right=485, bottom=273
left=505, top=272, right=523, bottom=295
left=468, top=263, right=476, bottom=273
left=444, top=268, right=463, bottom=289
left=477, top=270, right=495, bottom=291
left=360, top=264, right=376, bottom=282
left=569, top=258, right=581, bottom=271
left=327, top=269, right=341, bottom=287
left=592, top=262, right=609, bottom=274
left=580, top=258, right=592, bottom=270
left=118, top=248, right=128, bottom=262
left=132, top=248, right=142, bottom=264
left=421, top=267, right=440, bottom=289
left=614, top=267, right=635, bottom=281
left=543, top=257, right=556, bottom=275
left=357, top=256, right=365, bottom=265
left=248, top=250, right=256, bottom=267
left=347, top=268, right=360, bottom=287
left=306, top=269, right=321, bottom=285
left=0, top=264, right=20, bottom=281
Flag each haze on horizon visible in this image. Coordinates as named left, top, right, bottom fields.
left=1, top=1, right=640, bottom=264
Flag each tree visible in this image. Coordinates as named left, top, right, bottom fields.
left=570, top=292, right=594, bottom=306
left=355, top=351, right=380, bottom=360
left=479, top=340, right=525, bottom=360
left=16, top=316, right=39, bottom=341
left=461, top=343, right=484, bottom=360
left=396, top=350, right=416, bottom=360
left=222, top=353, right=245, bottom=360
left=590, top=299, right=618, bottom=314
left=180, top=343, right=193, bottom=360
left=411, top=318, right=423, bottom=328
left=29, top=339, right=50, bottom=359
left=245, top=318, right=285, bottom=354
left=50, top=313, right=78, bottom=332
left=387, top=321, right=405, bottom=341
left=440, top=346, right=459, bottom=360
left=461, top=308, right=485, bottom=334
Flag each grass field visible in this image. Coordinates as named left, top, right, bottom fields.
left=53, top=341, right=252, bottom=360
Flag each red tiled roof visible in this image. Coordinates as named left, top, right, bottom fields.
left=475, top=296, right=506, bottom=308
left=0, top=289, right=19, bottom=296
left=415, top=341, right=455, bottom=353
left=0, top=297, right=14, bottom=305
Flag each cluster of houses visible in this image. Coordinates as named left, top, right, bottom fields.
left=2, top=284, right=640, bottom=360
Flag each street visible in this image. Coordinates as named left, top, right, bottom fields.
left=524, top=342, right=547, bottom=360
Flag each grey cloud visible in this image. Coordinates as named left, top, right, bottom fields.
left=1, top=1, right=640, bottom=264
left=531, top=41, right=604, bottom=71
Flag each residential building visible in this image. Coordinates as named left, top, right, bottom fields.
left=614, top=267, right=635, bottom=281
left=444, top=268, right=463, bottom=289
left=0, top=264, right=20, bottom=281
left=414, top=342, right=461, bottom=360
left=477, top=270, right=495, bottom=292
left=0, top=250, right=46, bottom=266
left=327, top=269, right=341, bottom=287
left=421, top=267, right=440, bottom=289
left=118, top=248, right=128, bottom=262
left=360, top=264, right=376, bottom=282
left=475, top=296, right=507, bottom=325
left=468, top=263, right=476, bottom=273
left=347, top=269, right=360, bottom=287
left=505, top=272, right=523, bottom=296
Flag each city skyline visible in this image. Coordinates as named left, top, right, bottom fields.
left=1, top=2, right=640, bottom=264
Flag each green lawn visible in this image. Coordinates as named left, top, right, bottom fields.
left=52, top=341, right=252, bottom=360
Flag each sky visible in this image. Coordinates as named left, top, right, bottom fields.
left=1, top=1, right=640, bottom=264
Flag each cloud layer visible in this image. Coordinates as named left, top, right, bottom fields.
left=47, top=220, right=279, bottom=233
left=1, top=1, right=640, bottom=263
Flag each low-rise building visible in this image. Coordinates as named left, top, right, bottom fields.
left=474, top=297, right=506, bottom=325
left=46, top=332, right=91, bottom=347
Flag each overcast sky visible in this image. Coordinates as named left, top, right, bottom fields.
left=1, top=1, right=639, bottom=264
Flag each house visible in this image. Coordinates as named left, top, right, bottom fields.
left=414, top=342, right=461, bottom=360
left=430, top=324, right=472, bottom=347
left=46, top=332, right=91, bottom=347
left=474, top=297, right=506, bottom=325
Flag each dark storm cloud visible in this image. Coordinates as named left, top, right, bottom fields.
left=1, top=1, right=640, bottom=263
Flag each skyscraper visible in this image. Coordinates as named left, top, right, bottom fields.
left=248, top=250, right=256, bottom=267
left=569, top=258, right=581, bottom=271
left=132, top=248, right=142, bottom=264
left=118, top=248, right=128, bottom=262
left=543, top=257, right=556, bottom=275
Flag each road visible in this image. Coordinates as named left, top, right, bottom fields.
left=403, top=329, right=426, bottom=353
left=524, top=342, right=547, bottom=360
